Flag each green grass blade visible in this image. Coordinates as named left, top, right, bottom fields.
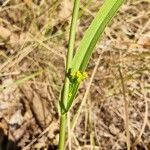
left=72, top=0, right=124, bottom=72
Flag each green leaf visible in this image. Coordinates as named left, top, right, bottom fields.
left=66, top=0, right=124, bottom=112
left=72, top=0, right=124, bottom=72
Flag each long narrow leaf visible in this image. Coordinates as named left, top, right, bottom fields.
left=66, top=0, right=124, bottom=112
left=72, top=0, right=124, bottom=72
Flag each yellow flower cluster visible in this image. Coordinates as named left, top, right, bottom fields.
left=70, top=70, right=88, bottom=83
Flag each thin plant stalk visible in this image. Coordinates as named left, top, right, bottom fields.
left=59, top=0, right=124, bottom=149
left=58, top=0, right=80, bottom=150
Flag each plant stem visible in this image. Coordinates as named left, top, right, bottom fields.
left=58, top=114, right=67, bottom=150
left=58, top=0, right=80, bottom=150
left=67, top=0, right=80, bottom=70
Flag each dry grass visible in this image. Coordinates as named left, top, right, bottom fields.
left=0, top=0, right=150, bottom=150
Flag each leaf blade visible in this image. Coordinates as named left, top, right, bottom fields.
left=72, top=0, right=124, bottom=72
left=66, top=0, right=124, bottom=112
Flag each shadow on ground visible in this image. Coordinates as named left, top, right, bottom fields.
left=0, top=128, right=21, bottom=150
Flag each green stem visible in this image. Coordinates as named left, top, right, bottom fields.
left=67, top=0, right=80, bottom=70
left=58, top=0, right=80, bottom=150
left=58, top=114, right=67, bottom=150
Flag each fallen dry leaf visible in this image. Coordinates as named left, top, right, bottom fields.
left=31, top=92, right=52, bottom=128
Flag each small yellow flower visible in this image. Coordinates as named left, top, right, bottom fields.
left=69, top=69, right=88, bottom=83
left=82, top=72, right=88, bottom=78
left=76, top=71, right=82, bottom=78
left=75, top=71, right=88, bottom=82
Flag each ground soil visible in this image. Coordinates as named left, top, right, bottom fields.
left=0, top=0, right=150, bottom=150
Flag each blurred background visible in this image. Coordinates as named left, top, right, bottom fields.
left=0, top=0, right=150, bottom=149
